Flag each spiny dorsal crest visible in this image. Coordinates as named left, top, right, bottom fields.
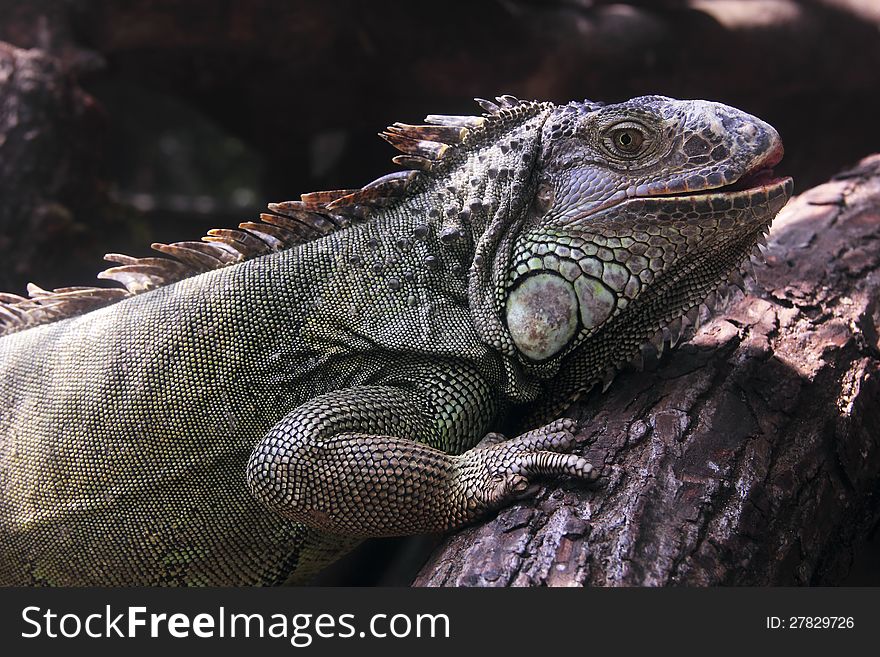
left=0, top=95, right=549, bottom=336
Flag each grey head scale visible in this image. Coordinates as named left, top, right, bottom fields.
left=473, top=95, right=793, bottom=412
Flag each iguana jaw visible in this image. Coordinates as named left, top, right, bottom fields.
left=637, top=136, right=789, bottom=204
left=631, top=174, right=793, bottom=210
left=566, top=171, right=792, bottom=223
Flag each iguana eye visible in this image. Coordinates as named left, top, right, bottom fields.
left=601, top=122, right=650, bottom=159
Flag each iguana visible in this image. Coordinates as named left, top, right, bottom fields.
left=0, top=95, right=792, bottom=585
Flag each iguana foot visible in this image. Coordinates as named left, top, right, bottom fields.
left=458, top=418, right=598, bottom=513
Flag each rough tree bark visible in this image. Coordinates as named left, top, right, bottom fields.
left=414, top=157, right=880, bottom=586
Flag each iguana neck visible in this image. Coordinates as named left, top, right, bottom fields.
left=427, top=107, right=554, bottom=354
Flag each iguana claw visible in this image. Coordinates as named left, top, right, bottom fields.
left=458, top=418, right=598, bottom=514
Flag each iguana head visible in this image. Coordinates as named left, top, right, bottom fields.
left=475, top=95, right=792, bottom=393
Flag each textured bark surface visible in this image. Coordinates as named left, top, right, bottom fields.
left=414, top=157, right=880, bottom=586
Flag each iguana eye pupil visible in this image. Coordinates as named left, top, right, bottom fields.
left=614, top=128, right=643, bottom=151
left=601, top=122, right=650, bottom=159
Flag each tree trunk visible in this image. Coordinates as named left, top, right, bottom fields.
left=414, top=157, right=880, bottom=586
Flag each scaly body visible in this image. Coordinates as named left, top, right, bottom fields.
left=0, top=96, right=792, bottom=584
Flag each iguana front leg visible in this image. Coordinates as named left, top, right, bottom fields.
left=246, top=364, right=596, bottom=539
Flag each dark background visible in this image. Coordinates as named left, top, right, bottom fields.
left=1, top=0, right=878, bottom=584
left=3, top=0, right=880, bottom=292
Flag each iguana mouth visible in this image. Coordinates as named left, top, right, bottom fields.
left=719, top=167, right=781, bottom=191
left=646, top=142, right=791, bottom=200
left=574, top=150, right=792, bottom=222
left=650, top=170, right=793, bottom=200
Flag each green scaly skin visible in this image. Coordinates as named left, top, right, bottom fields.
left=0, top=96, right=792, bottom=585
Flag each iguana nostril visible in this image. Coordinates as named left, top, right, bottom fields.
left=741, top=122, right=759, bottom=139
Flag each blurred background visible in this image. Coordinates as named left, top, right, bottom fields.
left=3, top=0, right=880, bottom=292
left=1, top=0, right=878, bottom=584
